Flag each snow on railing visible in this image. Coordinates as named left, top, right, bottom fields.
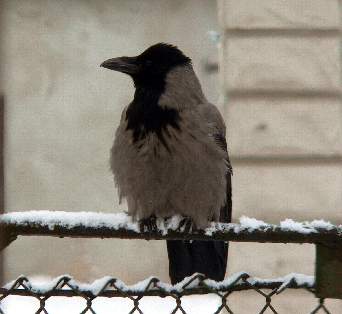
left=0, top=211, right=341, bottom=246
left=2, top=272, right=315, bottom=297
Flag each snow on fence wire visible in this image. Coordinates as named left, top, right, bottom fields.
left=0, top=272, right=324, bottom=314
left=0, top=211, right=341, bottom=314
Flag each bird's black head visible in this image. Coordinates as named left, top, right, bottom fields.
left=101, top=43, right=191, bottom=90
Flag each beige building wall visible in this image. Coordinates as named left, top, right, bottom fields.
left=219, top=0, right=342, bottom=227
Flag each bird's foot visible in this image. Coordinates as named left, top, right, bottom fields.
left=178, top=217, right=194, bottom=233
left=139, top=215, right=158, bottom=233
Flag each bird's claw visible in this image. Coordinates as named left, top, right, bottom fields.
left=178, top=217, right=194, bottom=233
left=139, top=215, right=158, bottom=233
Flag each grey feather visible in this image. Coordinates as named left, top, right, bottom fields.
left=110, top=65, right=231, bottom=229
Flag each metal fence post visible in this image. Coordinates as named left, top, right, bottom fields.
left=315, top=243, right=342, bottom=299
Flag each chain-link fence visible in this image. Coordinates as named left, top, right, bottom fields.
left=0, top=272, right=332, bottom=314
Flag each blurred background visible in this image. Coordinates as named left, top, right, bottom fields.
left=0, top=0, right=341, bottom=312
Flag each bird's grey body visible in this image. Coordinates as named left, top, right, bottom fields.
left=111, top=65, right=230, bottom=228
left=101, top=43, right=232, bottom=283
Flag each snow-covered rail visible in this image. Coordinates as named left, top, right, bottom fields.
left=0, top=211, right=341, bottom=249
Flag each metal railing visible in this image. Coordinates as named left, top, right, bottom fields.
left=0, top=211, right=341, bottom=314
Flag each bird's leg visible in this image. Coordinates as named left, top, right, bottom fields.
left=139, top=215, right=158, bottom=233
left=178, top=217, right=194, bottom=233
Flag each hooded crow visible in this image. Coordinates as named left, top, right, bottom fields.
left=101, top=43, right=232, bottom=284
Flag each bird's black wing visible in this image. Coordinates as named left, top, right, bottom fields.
left=213, top=132, right=232, bottom=223
left=207, top=131, right=232, bottom=280
left=167, top=108, right=232, bottom=284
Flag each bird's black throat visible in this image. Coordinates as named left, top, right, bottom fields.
left=125, top=87, right=181, bottom=151
left=123, top=43, right=191, bottom=152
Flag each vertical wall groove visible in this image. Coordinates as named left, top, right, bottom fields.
left=0, top=0, right=4, bottom=284
left=0, top=96, right=4, bottom=285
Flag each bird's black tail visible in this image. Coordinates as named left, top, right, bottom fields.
left=167, top=174, right=232, bottom=284
left=167, top=237, right=228, bottom=284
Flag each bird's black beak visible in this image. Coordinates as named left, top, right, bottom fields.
left=100, top=56, right=139, bottom=75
